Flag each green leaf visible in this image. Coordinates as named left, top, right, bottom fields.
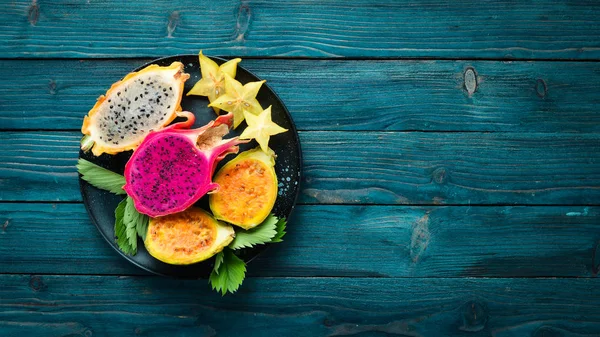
left=271, top=217, right=287, bottom=243
left=213, top=251, right=224, bottom=275
left=114, top=198, right=136, bottom=255
left=77, top=158, right=126, bottom=195
left=124, top=197, right=149, bottom=241
left=123, top=197, right=142, bottom=251
left=228, top=214, right=279, bottom=250
left=209, top=249, right=246, bottom=296
left=136, top=215, right=149, bottom=241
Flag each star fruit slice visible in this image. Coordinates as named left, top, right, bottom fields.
left=187, top=51, right=241, bottom=114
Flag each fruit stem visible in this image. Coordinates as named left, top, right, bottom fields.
left=80, top=135, right=95, bottom=152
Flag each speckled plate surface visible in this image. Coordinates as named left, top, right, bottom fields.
left=79, top=55, right=302, bottom=278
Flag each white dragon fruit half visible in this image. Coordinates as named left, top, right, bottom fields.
left=81, top=62, right=190, bottom=156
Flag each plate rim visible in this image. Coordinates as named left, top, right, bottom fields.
left=79, top=54, right=302, bottom=278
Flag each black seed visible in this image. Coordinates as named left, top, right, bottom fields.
left=141, top=81, right=144, bottom=84
left=110, top=105, right=113, bottom=109
left=117, top=92, right=121, bottom=96
left=108, top=99, right=111, bottom=102
left=134, top=97, right=138, bottom=101
left=169, top=87, right=172, bottom=90
left=146, top=114, right=150, bottom=118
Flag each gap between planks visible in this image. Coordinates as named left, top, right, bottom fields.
left=5, top=56, right=600, bottom=62
left=2, top=201, right=600, bottom=207
left=0, top=272, right=594, bottom=280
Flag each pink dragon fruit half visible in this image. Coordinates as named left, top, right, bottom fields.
left=123, top=112, right=246, bottom=217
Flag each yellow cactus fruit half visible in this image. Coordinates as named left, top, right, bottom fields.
left=144, top=207, right=235, bottom=265
left=209, top=147, right=278, bottom=230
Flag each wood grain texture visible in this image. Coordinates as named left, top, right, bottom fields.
left=1, top=131, right=599, bottom=205
left=3, top=59, right=600, bottom=132
left=0, top=132, right=81, bottom=202
left=2, top=0, right=600, bottom=59
left=1, top=275, right=600, bottom=336
left=1, top=203, right=599, bottom=277
left=302, top=132, right=600, bottom=205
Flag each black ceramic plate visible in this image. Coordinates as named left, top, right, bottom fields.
left=79, top=55, right=301, bottom=278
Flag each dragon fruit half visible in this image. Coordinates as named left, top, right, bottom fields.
left=123, top=112, right=246, bottom=217
left=81, top=62, right=190, bottom=156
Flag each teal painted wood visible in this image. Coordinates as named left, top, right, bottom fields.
left=2, top=131, right=599, bottom=205
left=1, top=203, right=598, bottom=277
left=2, top=0, right=600, bottom=59
left=1, top=275, right=600, bottom=336
left=3, top=59, right=600, bottom=132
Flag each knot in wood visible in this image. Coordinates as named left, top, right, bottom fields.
left=458, top=301, right=488, bottom=332
left=235, top=2, right=252, bottom=41
left=432, top=167, right=448, bottom=184
left=48, top=79, right=57, bottom=95
left=536, top=79, right=547, bottom=98
left=29, top=275, right=46, bottom=292
left=167, top=11, right=180, bottom=38
left=463, top=67, right=477, bottom=96
left=409, top=214, right=430, bottom=262
left=28, top=0, right=39, bottom=26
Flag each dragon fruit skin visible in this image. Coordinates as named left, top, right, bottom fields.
left=123, top=113, right=246, bottom=217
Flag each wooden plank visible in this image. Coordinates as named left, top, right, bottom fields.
left=1, top=203, right=599, bottom=277
left=3, top=59, right=600, bottom=132
left=0, top=203, right=139, bottom=275
left=1, top=131, right=599, bottom=205
left=2, top=0, right=600, bottom=59
left=1, top=275, right=600, bottom=336
left=0, top=132, right=81, bottom=202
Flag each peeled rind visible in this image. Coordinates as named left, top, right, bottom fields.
left=144, top=208, right=235, bottom=265
left=209, top=148, right=278, bottom=230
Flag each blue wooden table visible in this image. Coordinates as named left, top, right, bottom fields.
left=2, top=1, right=600, bottom=336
